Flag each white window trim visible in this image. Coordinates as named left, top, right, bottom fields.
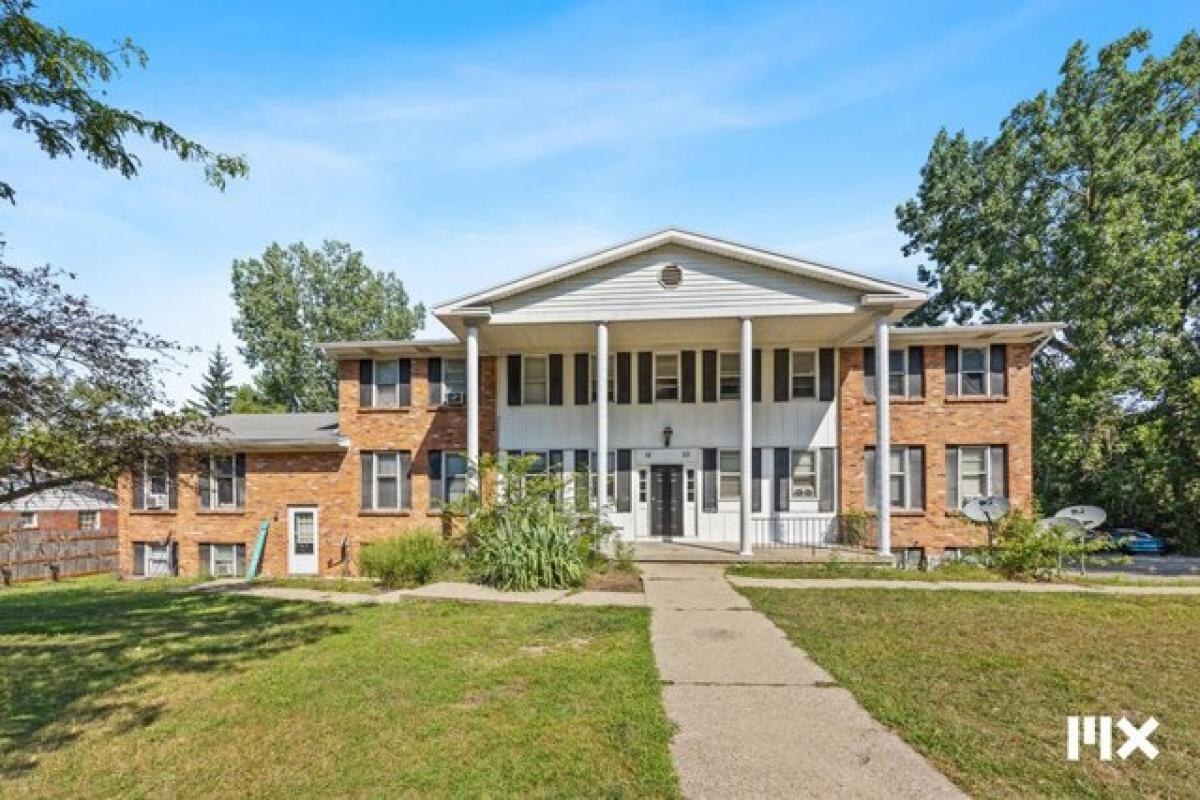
left=868, top=446, right=923, bottom=511
left=207, top=454, right=241, bottom=509
left=142, top=454, right=171, bottom=510
left=369, top=451, right=409, bottom=511
left=78, top=511, right=99, bottom=531
left=954, top=445, right=1002, bottom=507
left=717, top=448, right=741, bottom=500
left=19, top=511, right=37, bottom=529
left=957, top=346, right=990, bottom=397
left=207, top=543, right=243, bottom=578
left=143, top=542, right=173, bottom=576
left=790, top=350, right=818, bottom=399
left=590, top=354, right=616, bottom=402
left=789, top=448, right=818, bottom=502
left=522, top=355, right=549, bottom=405
left=718, top=352, right=741, bottom=401
left=442, top=358, right=467, bottom=407
left=372, top=358, right=404, bottom=408
left=653, top=351, right=680, bottom=402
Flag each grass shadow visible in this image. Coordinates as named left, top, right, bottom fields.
left=0, top=578, right=351, bottom=777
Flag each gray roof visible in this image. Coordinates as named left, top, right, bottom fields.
left=203, top=413, right=344, bottom=450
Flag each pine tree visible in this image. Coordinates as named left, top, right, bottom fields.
left=192, top=345, right=235, bottom=416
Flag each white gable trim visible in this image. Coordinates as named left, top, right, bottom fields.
left=434, top=228, right=925, bottom=317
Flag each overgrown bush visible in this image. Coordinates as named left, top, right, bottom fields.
left=838, top=508, right=871, bottom=547
left=987, top=509, right=1107, bottom=580
left=455, top=454, right=594, bottom=590
left=358, top=528, right=451, bottom=588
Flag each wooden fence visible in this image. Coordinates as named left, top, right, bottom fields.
left=0, top=527, right=118, bottom=584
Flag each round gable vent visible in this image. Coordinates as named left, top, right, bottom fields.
left=658, top=263, right=683, bottom=289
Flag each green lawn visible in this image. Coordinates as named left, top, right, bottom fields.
left=0, top=577, right=678, bottom=799
left=741, top=587, right=1200, bottom=798
left=728, top=562, right=1200, bottom=587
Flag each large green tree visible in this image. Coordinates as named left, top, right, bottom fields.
left=897, top=30, right=1200, bottom=548
left=0, top=0, right=246, bottom=203
left=231, top=241, right=426, bottom=412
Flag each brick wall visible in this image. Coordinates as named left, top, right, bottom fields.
left=838, top=343, right=1034, bottom=553
left=117, top=356, right=497, bottom=578
left=0, top=509, right=117, bottom=531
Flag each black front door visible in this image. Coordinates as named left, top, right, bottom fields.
left=650, top=465, right=684, bottom=537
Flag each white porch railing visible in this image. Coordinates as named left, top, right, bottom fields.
left=752, top=515, right=840, bottom=548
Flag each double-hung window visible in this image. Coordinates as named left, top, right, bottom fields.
left=791, top=351, right=816, bottom=398
left=208, top=454, right=240, bottom=508
left=864, top=347, right=924, bottom=399
left=443, top=358, right=467, bottom=406
left=946, top=445, right=1006, bottom=509
left=718, top=450, right=741, bottom=500
left=430, top=451, right=469, bottom=509
left=18, top=512, right=37, bottom=529
left=362, top=451, right=411, bottom=510
left=790, top=450, right=817, bottom=500
left=374, top=359, right=402, bottom=406
left=523, top=356, right=548, bottom=405
left=140, top=454, right=171, bottom=510
left=588, top=450, right=617, bottom=503
left=959, top=347, right=987, bottom=396
left=719, top=353, right=740, bottom=400
left=78, top=511, right=99, bottom=530
left=655, top=353, right=679, bottom=401
left=865, top=446, right=925, bottom=510
left=888, top=350, right=907, bottom=397
left=200, top=543, right=246, bottom=578
left=590, top=354, right=616, bottom=402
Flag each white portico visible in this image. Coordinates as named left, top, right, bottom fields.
left=436, top=229, right=925, bottom=554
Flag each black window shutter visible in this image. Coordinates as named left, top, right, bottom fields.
left=944, top=345, right=959, bottom=396
left=234, top=453, right=246, bottom=508
left=400, top=451, right=412, bottom=510
left=616, top=352, right=632, bottom=404
left=507, top=355, right=522, bottom=406
left=132, top=462, right=145, bottom=510
left=818, top=448, right=836, bottom=513
left=752, top=349, right=762, bottom=402
left=989, top=344, right=1007, bottom=396
left=863, top=347, right=876, bottom=400
left=701, top=350, right=718, bottom=402
left=548, top=354, right=564, bottom=405
left=681, top=350, right=696, bottom=403
left=818, top=348, right=836, bottom=402
left=170, top=543, right=179, bottom=576
left=702, top=448, right=718, bottom=512
left=398, top=358, right=412, bottom=406
left=637, top=351, right=653, bottom=403
left=428, top=357, right=443, bottom=406
left=773, top=448, right=790, bottom=512
left=429, top=450, right=443, bottom=506
left=359, top=359, right=374, bottom=407
left=133, top=543, right=145, bottom=576
left=752, top=448, right=762, bottom=512
left=773, top=349, right=789, bottom=401
left=360, top=452, right=374, bottom=510
left=573, top=353, right=589, bottom=405
left=197, top=455, right=210, bottom=509
left=167, top=455, right=178, bottom=509
left=907, top=346, right=924, bottom=398
left=573, top=449, right=590, bottom=511
left=616, top=449, right=632, bottom=512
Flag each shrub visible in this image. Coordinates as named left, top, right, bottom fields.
left=358, top=529, right=451, bottom=588
left=460, top=454, right=592, bottom=590
left=987, top=509, right=1107, bottom=580
left=839, top=508, right=870, bottom=547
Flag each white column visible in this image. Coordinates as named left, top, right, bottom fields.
left=596, top=322, right=609, bottom=522
left=874, top=315, right=892, bottom=556
left=739, top=317, right=754, bottom=556
left=466, top=324, right=480, bottom=492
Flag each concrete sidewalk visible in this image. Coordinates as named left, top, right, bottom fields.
left=728, top=575, right=1200, bottom=595
left=642, top=563, right=963, bottom=799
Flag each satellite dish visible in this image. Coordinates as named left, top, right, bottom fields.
left=962, top=496, right=1010, bottom=523
left=1039, top=517, right=1086, bottom=538
left=1054, top=505, right=1106, bottom=531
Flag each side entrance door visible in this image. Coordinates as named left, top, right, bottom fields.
left=287, top=507, right=319, bottom=575
left=650, top=465, right=684, bottom=537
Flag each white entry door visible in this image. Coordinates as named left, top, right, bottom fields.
left=287, top=507, right=319, bottom=575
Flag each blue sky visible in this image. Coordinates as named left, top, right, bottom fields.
left=1, top=1, right=1193, bottom=402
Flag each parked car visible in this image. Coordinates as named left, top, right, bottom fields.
left=1105, top=528, right=1168, bottom=555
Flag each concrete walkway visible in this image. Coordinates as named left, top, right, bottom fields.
left=642, top=563, right=964, bottom=799
left=189, top=579, right=645, bottom=607
left=728, top=575, right=1200, bottom=595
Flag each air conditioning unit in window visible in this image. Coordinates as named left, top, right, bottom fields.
left=445, top=391, right=465, bottom=407
left=145, top=494, right=167, bottom=510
